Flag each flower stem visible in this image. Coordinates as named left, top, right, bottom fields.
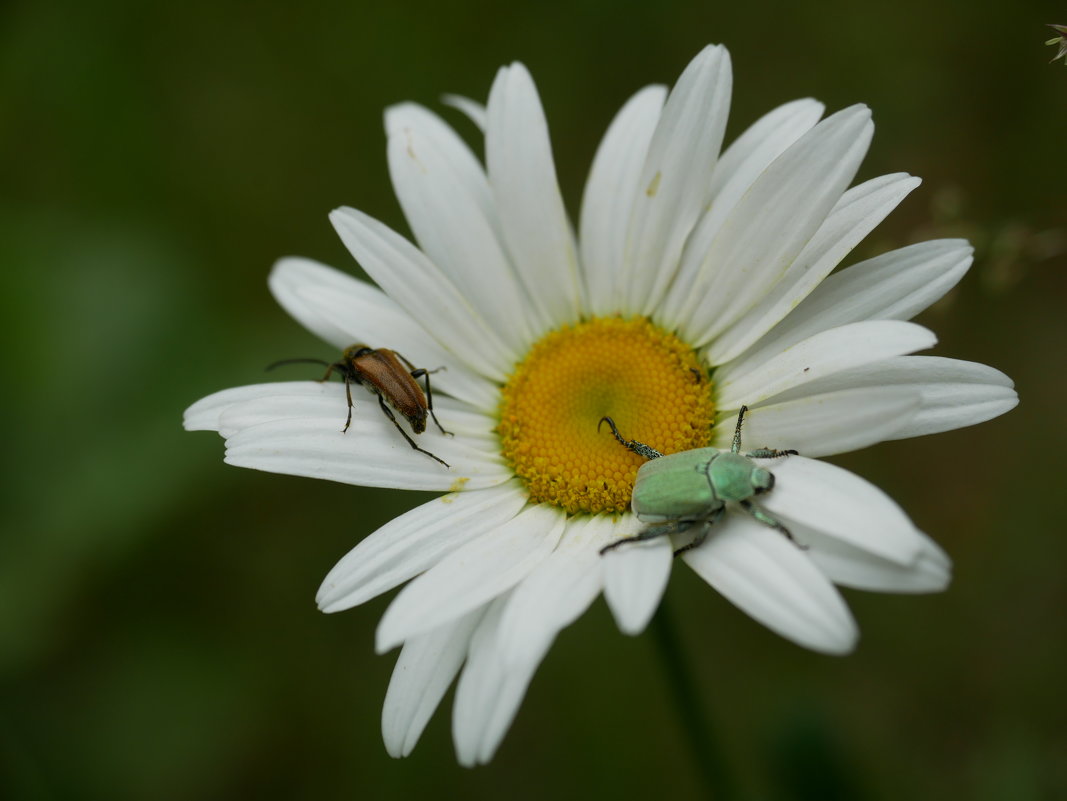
left=650, top=597, right=735, bottom=801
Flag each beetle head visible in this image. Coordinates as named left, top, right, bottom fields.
left=406, top=408, right=428, bottom=434
left=751, top=466, right=774, bottom=494
left=342, top=344, right=373, bottom=362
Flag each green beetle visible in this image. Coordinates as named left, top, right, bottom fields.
left=599, top=406, right=799, bottom=556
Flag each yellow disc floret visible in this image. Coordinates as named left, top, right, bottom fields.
left=497, top=317, right=715, bottom=514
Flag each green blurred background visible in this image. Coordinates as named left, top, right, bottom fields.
left=2, top=0, right=1064, bottom=798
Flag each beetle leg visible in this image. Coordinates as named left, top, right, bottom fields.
left=394, top=351, right=447, bottom=381
left=597, top=416, right=664, bottom=460
left=394, top=351, right=452, bottom=438
left=392, top=351, right=420, bottom=372
left=375, top=394, right=450, bottom=468
left=599, top=520, right=692, bottom=556
left=739, top=500, right=806, bottom=549
left=745, top=448, right=798, bottom=459
left=731, top=405, right=749, bottom=454
left=672, top=509, right=724, bottom=557
left=321, top=358, right=357, bottom=385
left=408, top=367, right=453, bottom=438
left=341, top=374, right=355, bottom=433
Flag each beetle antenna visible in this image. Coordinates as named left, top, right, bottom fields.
left=266, top=357, right=331, bottom=372
left=731, top=405, right=749, bottom=454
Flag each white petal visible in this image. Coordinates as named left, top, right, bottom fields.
left=671, top=105, right=874, bottom=344
left=685, top=518, right=858, bottom=654
left=817, top=238, right=973, bottom=322
left=268, top=256, right=387, bottom=350
left=707, top=173, right=922, bottom=364
left=382, top=608, right=485, bottom=758
left=757, top=456, right=926, bottom=565
left=376, top=505, right=565, bottom=652
left=317, top=482, right=528, bottom=612
left=731, top=240, right=972, bottom=377
left=329, top=206, right=513, bottom=381
left=881, top=362, right=1017, bottom=439
left=496, top=516, right=614, bottom=668
left=384, top=101, right=494, bottom=224
left=666, top=99, right=825, bottom=320
left=267, top=258, right=497, bottom=410
left=386, top=107, right=539, bottom=352
left=452, top=596, right=542, bottom=766
left=719, top=386, right=921, bottom=458
left=579, top=84, right=666, bottom=316
left=487, top=63, right=582, bottom=324
left=185, top=382, right=324, bottom=432
left=768, top=355, right=1018, bottom=440
left=601, top=516, right=673, bottom=635
left=626, top=45, right=733, bottom=313
left=802, top=523, right=951, bottom=593
left=715, top=320, right=937, bottom=409
left=216, top=390, right=357, bottom=439
left=706, top=98, right=825, bottom=215
left=222, top=395, right=509, bottom=491
left=441, top=94, right=487, bottom=131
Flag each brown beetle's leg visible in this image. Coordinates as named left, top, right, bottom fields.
left=409, top=367, right=453, bottom=438
left=393, top=351, right=447, bottom=378
left=320, top=360, right=342, bottom=383
left=395, top=352, right=453, bottom=438
left=376, top=394, right=450, bottom=468
left=342, top=374, right=355, bottom=433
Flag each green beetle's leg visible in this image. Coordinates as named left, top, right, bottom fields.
left=738, top=500, right=806, bottom=549
left=599, top=520, right=693, bottom=555
left=730, top=405, right=749, bottom=454
left=672, top=508, right=724, bottom=557
left=732, top=405, right=798, bottom=459
left=598, top=416, right=664, bottom=460
left=746, top=447, right=798, bottom=459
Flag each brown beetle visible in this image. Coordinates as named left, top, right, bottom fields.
left=269, top=345, right=452, bottom=467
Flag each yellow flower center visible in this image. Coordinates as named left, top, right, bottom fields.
left=497, top=317, right=715, bottom=515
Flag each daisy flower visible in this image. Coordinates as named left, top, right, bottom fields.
left=184, top=45, right=1017, bottom=765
